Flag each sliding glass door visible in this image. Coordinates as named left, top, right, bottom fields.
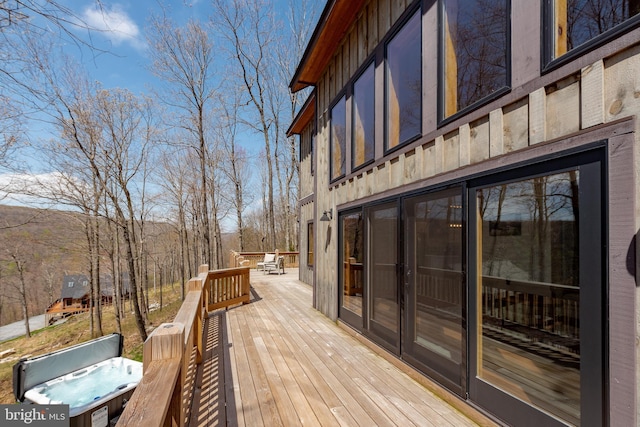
left=339, top=210, right=365, bottom=328
left=335, top=149, right=605, bottom=426
left=366, top=202, right=400, bottom=352
left=403, top=187, right=465, bottom=392
left=469, top=154, right=604, bottom=426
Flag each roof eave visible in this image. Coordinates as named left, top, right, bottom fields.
left=289, top=0, right=367, bottom=93
left=287, top=91, right=316, bottom=137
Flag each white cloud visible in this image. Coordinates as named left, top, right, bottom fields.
left=0, top=172, right=86, bottom=208
left=82, top=4, right=145, bottom=50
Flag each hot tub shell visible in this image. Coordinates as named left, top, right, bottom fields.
left=13, top=333, right=141, bottom=427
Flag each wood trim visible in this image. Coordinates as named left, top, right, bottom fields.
left=290, top=0, right=367, bottom=92
left=554, top=0, right=567, bottom=58
left=287, top=92, right=316, bottom=136
left=336, top=116, right=635, bottom=210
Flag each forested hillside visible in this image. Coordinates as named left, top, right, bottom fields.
left=0, top=205, right=85, bottom=325
left=0, top=204, right=184, bottom=327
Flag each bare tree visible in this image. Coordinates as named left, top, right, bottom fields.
left=272, top=0, right=319, bottom=251
left=157, top=147, right=193, bottom=299
left=93, top=88, right=158, bottom=341
left=0, top=1, right=102, bottom=177
left=147, top=15, right=220, bottom=267
left=2, top=235, right=34, bottom=337
left=212, top=0, right=279, bottom=249
left=213, top=0, right=322, bottom=251
left=35, top=57, right=152, bottom=341
left=215, top=91, right=251, bottom=251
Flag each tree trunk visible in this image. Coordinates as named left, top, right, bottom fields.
left=122, top=219, right=147, bottom=342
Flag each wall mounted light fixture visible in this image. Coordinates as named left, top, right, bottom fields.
left=320, top=208, right=333, bottom=221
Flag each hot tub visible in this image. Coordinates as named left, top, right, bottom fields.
left=24, top=357, right=142, bottom=424
left=13, top=333, right=141, bottom=427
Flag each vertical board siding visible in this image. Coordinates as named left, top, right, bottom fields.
left=545, top=75, right=581, bottom=140
left=580, top=60, right=605, bottom=128
left=443, top=131, right=460, bottom=172
left=503, top=98, right=529, bottom=153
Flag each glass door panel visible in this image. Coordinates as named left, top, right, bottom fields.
left=367, top=202, right=399, bottom=350
left=340, top=211, right=364, bottom=326
left=404, top=187, right=464, bottom=390
left=474, top=171, right=582, bottom=425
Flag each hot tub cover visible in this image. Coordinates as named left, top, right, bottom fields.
left=13, top=333, right=123, bottom=402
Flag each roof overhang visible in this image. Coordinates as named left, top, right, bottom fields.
left=289, top=0, right=367, bottom=93
left=287, top=91, right=316, bottom=137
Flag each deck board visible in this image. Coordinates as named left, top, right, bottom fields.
left=191, top=269, right=492, bottom=427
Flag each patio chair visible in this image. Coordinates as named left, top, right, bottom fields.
left=256, top=252, right=276, bottom=271
left=264, top=256, right=285, bottom=275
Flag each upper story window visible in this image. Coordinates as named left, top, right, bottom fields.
left=386, top=10, right=422, bottom=151
left=441, top=0, right=510, bottom=120
left=330, top=95, right=347, bottom=181
left=352, top=63, right=375, bottom=170
left=547, top=0, right=640, bottom=63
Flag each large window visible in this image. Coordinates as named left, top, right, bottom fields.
left=386, top=10, right=421, bottom=151
left=441, top=0, right=509, bottom=119
left=548, top=0, right=640, bottom=62
left=330, top=95, right=346, bottom=181
left=352, top=63, right=375, bottom=170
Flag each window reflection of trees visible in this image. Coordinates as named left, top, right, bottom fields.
left=353, top=64, right=375, bottom=168
left=331, top=97, right=346, bottom=180
left=479, top=171, right=579, bottom=286
left=478, top=171, right=582, bottom=425
left=445, top=0, right=508, bottom=113
left=562, top=0, right=640, bottom=53
left=342, top=212, right=364, bottom=316
left=387, top=11, right=421, bottom=148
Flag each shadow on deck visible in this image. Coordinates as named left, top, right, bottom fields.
left=188, top=269, right=495, bottom=427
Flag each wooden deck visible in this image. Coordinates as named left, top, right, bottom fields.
left=188, top=269, right=496, bottom=427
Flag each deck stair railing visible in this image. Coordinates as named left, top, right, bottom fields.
left=116, top=264, right=251, bottom=427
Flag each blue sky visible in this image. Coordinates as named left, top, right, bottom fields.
left=63, top=0, right=302, bottom=93
left=64, top=0, right=213, bottom=93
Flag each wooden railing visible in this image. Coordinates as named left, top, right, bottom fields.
left=117, top=265, right=251, bottom=427
left=343, top=257, right=363, bottom=296
left=229, top=250, right=299, bottom=269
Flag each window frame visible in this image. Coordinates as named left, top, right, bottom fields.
left=542, top=0, right=640, bottom=72
left=384, top=6, right=423, bottom=155
left=437, top=0, right=512, bottom=127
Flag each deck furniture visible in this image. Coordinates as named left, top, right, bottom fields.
left=256, top=253, right=276, bottom=271
left=264, top=256, right=285, bottom=274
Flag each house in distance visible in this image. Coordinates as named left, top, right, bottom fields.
left=45, top=273, right=130, bottom=324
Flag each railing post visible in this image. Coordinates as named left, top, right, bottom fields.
left=242, top=268, right=250, bottom=305
left=198, top=264, right=209, bottom=276
left=188, top=278, right=204, bottom=365
left=143, top=323, right=185, bottom=427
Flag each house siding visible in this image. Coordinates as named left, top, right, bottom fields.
left=297, top=0, right=640, bottom=424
